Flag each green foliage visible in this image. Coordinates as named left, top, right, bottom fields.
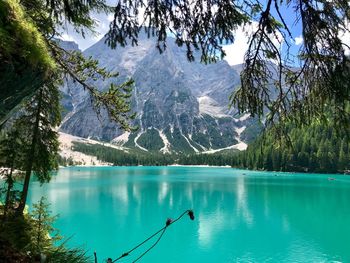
left=201, top=115, right=226, bottom=148
left=0, top=198, right=89, bottom=262
left=105, top=0, right=350, bottom=129
left=233, top=122, right=350, bottom=173
left=232, top=0, right=350, bottom=130
left=2, top=0, right=350, bottom=133
left=45, top=243, right=89, bottom=263
left=123, top=132, right=138, bottom=148
left=17, top=83, right=61, bottom=184
left=51, top=46, right=136, bottom=131
left=2, top=81, right=62, bottom=214
left=0, top=0, right=56, bottom=122
left=178, top=152, right=238, bottom=166
left=29, top=197, right=61, bottom=254
left=191, top=131, right=210, bottom=149
left=0, top=0, right=137, bottom=215
left=106, top=0, right=249, bottom=62
left=71, top=122, right=350, bottom=174
left=70, top=141, right=241, bottom=166
left=0, top=129, right=25, bottom=215
left=164, top=127, right=197, bottom=153
left=0, top=0, right=55, bottom=71
left=1, top=0, right=136, bottom=132
left=240, top=121, right=264, bottom=143
left=41, top=0, right=109, bottom=35
left=71, top=142, right=174, bottom=166
left=137, top=128, right=165, bottom=151
left=56, top=155, right=75, bottom=167
left=0, top=213, right=33, bottom=252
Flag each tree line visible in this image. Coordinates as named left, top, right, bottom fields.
left=71, top=142, right=236, bottom=166
left=72, top=122, right=350, bottom=174
left=232, top=122, right=350, bottom=173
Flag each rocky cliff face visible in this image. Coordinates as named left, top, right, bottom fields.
left=59, top=35, right=260, bottom=153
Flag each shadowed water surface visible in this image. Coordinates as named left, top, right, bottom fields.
left=27, top=166, right=350, bottom=262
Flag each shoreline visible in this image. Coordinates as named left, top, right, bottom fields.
left=168, top=164, right=231, bottom=168
left=57, top=165, right=350, bottom=175
left=59, top=164, right=232, bottom=168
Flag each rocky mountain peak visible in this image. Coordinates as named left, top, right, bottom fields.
left=59, top=37, right=260, bottom=153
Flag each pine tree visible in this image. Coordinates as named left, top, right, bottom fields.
left=16, top=82, right=61, bottom=215
left=338, top=138, right=348, bottom=172
left=30, top=197, right=60, bottom=254
left=1, top=0, right=136, bottom=131
left=0, top=128, right=25, bottom=216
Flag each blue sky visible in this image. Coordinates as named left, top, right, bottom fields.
left=58, top=1, right=329, bottom=66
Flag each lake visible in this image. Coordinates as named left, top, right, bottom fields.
left=27, top=166, right=350, bottom=262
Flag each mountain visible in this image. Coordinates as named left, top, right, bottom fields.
left=54, top=39, right=89, bottom=120
left=59, top=35, right=261, bottom=153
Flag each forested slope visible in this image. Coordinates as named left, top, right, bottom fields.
left=233, top=122, right=350, bottom=173
left=70, top=120, right=350, bottom=174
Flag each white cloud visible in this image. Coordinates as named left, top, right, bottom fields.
left=294, top=35, right=303, bottom=45
left=222, top=22, right=258, bottom=66
left=58, top=6, right=145, bottom=51
left=339, top=21, right=350, bottom=56
left=223, top=22, right=283, bottom=66
left=107, top=14, right=114, bottom=22
left=57, top=12, right=111, bottom=51
left=60, top=33, right=76, bottom=42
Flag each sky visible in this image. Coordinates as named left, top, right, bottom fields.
left=59, top=12, right=114, bottom=51
left=59, top=1, right=349, bottom=65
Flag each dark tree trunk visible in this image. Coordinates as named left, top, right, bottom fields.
left=4, top=166, right=14, bottom=216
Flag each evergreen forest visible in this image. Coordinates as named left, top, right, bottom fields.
left=233, top=122, right=350, bottom=173
left=70, top=118, right=350, bottom=174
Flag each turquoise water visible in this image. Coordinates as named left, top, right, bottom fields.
left=27, top=166, right=350, bottom=262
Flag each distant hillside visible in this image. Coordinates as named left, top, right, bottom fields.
left=232, top=122, right=350, bottom=174
left=67, top=139, right=239, bottom=167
